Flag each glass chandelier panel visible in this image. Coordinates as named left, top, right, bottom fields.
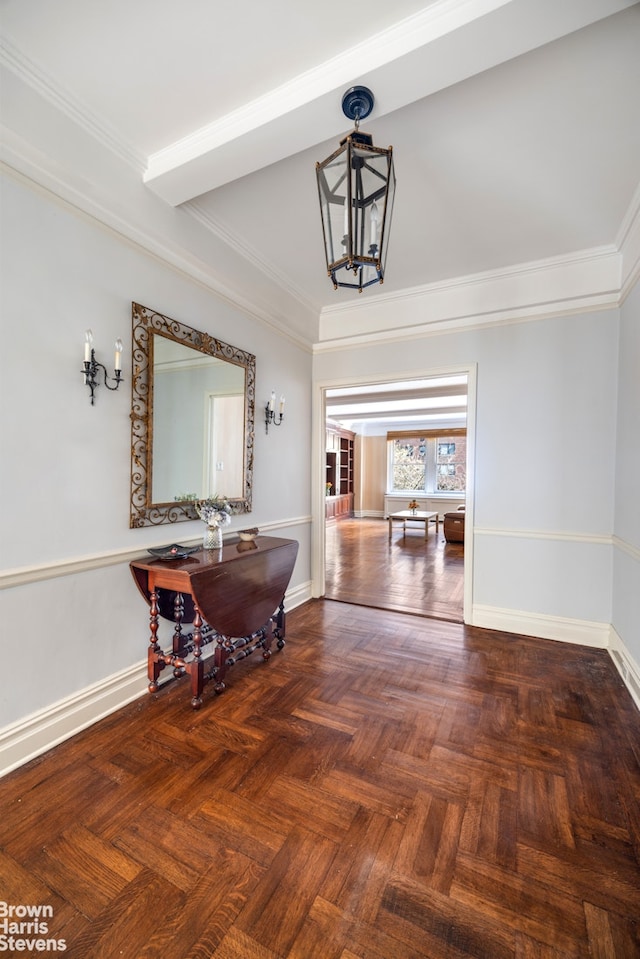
left=317, top=131, right=395, bottom=292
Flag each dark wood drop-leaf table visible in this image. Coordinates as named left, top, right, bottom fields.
left=130, top=536, right=298, bottom=708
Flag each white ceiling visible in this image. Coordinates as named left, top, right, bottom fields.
left=326, top=376, right=468, bottom=434
left=1, top=0, right=639, bottom=328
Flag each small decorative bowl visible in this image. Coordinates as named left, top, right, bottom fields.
left=238, top=527, right=259, bottom=542
left=147, top=544, right=199, bottom=561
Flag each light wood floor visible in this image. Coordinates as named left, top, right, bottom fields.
left=325, top=517, right=464, bottom=622
left=1, top=599, right=638, bottom=958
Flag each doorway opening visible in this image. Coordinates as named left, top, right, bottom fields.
left=314, top=369, right=475, bottom=625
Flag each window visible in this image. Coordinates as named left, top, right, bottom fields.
left=389, top=433, right=466, bottom=494
left=438, top=442, right=456, bottom=457
left=390, top=437, right=427, bottom=490
left=435, top=437, right=465, bottom=492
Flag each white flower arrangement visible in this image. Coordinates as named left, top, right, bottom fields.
left=195, top=495, right=233, bottom=528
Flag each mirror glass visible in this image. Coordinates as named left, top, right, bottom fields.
left=130, top=303, right=255, bottom=527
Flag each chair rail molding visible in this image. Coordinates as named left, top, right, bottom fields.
left=0, top=515, right=312, bottom=590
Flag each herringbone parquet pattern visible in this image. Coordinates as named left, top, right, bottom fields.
left=325, top=518, right=465, bottom=621
left=1, top=600, right=639, bottom=958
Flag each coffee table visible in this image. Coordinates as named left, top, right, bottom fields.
left=388, top=510, right=439, bottom=542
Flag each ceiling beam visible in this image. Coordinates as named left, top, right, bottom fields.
left=327, top=405, right=468, bottom=421
left=326, top=384, right=468, bottom=405
left=143, top=0, right=635, bottom=206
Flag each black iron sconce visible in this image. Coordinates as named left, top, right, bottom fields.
left=265, top=391, right=285, bottom=434
left=82, top=328, right=123, bottom=405
left=316, top=85, right=395, bottom=292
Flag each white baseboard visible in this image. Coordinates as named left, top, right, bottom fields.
left=6, top=584, right=632, bottom=778
left=283, top=580, right=312, bottom=610
left=471, top=604, right=610, bottom=648
left=608, top=627, right=640, bottom=711
left=470, top=605, right=640, bottom=713
left=0, top=581, right=313, bottom=779
left=0, top=662, right=149, bottom=779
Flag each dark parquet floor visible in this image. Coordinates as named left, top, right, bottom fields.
left=325, top=517, right=464, bottom=622
left=1, top=598, right=639, bottom=958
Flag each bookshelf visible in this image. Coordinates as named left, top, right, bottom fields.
left=326, top=426, right=354, bottom=520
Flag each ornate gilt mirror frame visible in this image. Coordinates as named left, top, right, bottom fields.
left=129, top=302, right=255, bottom=527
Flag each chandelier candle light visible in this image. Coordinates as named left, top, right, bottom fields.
left=265, top=391, right=285, bottom=434
left=316, top=86, right=395, bottom=292
left=82, top=328, right=123, bottom=404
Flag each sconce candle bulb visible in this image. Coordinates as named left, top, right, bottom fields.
left=265, top=391, right=285, bottom=434
left=81, top=329, right=124, bottom=405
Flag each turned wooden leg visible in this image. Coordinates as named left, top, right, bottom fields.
left=172, top=592, right=184, bottom=652
left=262, top=623, right=273, bottom=660
left=190, top=604, right=204, bottom=709
left=148, top=588, right=162, bottom=693
left=172, top=592, right=185, bottom=677
left=274, top=601, right=286, bottom=650
left=213, top=633, right=227, bottom=694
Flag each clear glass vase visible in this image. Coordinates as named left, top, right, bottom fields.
left=203, top=524, right=223, bottom=550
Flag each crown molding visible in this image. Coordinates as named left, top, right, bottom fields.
left=315, top=246, right=622, bottom=350
left=321, top=244, right=621, bottom=317
left=2, top=18, right=636, bottom=352
left=0, top=34, right=145, bottom=173
left=617, top=179, right=640, bottom=300
left=3, top=127, right=628, bottom=359
left=0, top=145, right=314, bottom=354
left=184, top=200, right=320, bottom=319
left=2, top=15, right=636, bottom=344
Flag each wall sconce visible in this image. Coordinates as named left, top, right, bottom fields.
left=82, top=329, right=123, bottom=405
left=265, top=391, right=285, bottom=434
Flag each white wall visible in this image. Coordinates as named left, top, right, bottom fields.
left=611, top=279, right=640, bottom=701
left=0, top=171, right=312, bottom=767
left=2, top=165, right=636, bottom=772
left=314, top=308, right=620, bottom=644
left=2, top=47, right=638, bottom=770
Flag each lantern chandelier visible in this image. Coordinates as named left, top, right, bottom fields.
left=316, top=86, right=395, bottom=293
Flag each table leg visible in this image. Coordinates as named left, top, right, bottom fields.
left=147, top=588, right=162, bottom=693
left=273, top=600, right=286, bottom=650
left=213, top=633, right=228, bottom=695
left=388, top=516, right=392, bottom=541
left=172, top=592, right=185, bottom=678
left=262, top=621, right=273, bottom=660
left=189, top=603, right=204, bottom=709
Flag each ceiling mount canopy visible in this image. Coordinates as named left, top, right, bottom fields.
left=316, top=85, right=395, bottom=293
left=341, top=85, right=375, bottom=125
